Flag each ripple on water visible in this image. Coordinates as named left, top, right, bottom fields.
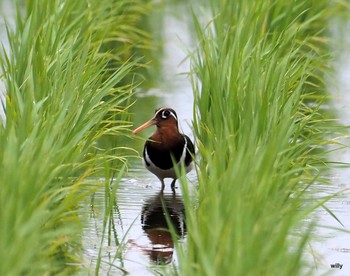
left=81, top=165, right=197, bottom=275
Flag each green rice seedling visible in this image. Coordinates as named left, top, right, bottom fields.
left=0, top=0, right=150, bottom=274
left=176, top=0, right=340, bottom=275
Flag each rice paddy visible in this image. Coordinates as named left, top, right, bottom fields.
left=0, top=0, right=349, bottom=275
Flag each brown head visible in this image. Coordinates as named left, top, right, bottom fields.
left=132, top=108, right=179, bottom=135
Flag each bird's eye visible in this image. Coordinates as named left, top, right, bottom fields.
left=162, top=110, right=170, bottom=118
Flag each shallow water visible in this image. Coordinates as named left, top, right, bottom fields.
left=80, top=162, right=197, bottom=275
left=310, top=19, right=350, bottom=276
left=80, top=12, right=350, bottom=275
left=80, top=2, right=197, bottom=274
left=311, top=176, right=350, bottom=275
left=1, top=1, right=350, bottom=275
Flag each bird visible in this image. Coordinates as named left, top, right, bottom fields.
left=132, top=107, right=195, bottom=191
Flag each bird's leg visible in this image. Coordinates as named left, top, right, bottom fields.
left=170, top=179, right=177, bottom=192
left=160, top=178, right=165, bottom=192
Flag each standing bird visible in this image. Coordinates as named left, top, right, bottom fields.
left=132, top=108, right=195, bottom=191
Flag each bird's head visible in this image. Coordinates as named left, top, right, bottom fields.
left=132, top=108, right=178, bottom=135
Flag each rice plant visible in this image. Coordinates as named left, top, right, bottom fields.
left=0, top=0, right=150, bottom=274
left=177, top=0, right=343, bottom=275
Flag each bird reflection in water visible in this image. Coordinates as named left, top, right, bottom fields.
left=130, top=191, right=186, bottom=265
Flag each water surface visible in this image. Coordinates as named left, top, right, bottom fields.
left=310, top=18, right=350, bottom=276
left=80, top=2, right=197, bottom=274
left=1, top=1, right=350, bottom=275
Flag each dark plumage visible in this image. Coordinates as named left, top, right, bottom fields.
left=133, top=108, right=195, bottom=190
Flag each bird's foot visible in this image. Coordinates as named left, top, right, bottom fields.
left=170, top=179, right=177, bottom=192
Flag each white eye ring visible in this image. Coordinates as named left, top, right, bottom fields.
left=158, top=108, right=177, bottom=120
left=162, top=110, right=170, bottom=118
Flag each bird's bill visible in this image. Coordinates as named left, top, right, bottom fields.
left=132, top=119, right=156, bottom=134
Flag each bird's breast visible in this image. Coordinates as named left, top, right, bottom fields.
left=144, top=135, right=186, bottom=170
